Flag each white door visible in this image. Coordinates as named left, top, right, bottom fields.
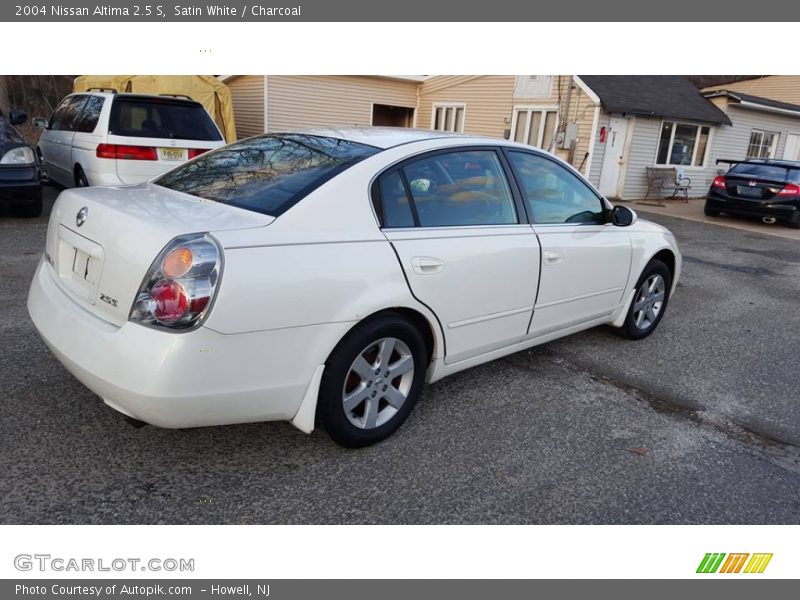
left=40, top=95, right=88, bottom=187
left=783, top=133, right=800, bottom=161
left=504, top=150, right=632, bottom=337
left=598, top=117, right=629, bottom=198
left=377, top=149, right=540, bottom=365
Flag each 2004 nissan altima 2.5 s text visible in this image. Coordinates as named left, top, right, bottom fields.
left=28, top=128, right=681, bottom=447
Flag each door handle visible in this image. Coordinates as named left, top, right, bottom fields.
left=411, top=256, right=444, bottom=274
left=543, top=251, right=563, bottom=265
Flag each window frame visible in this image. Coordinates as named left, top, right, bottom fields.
left=370, top=145, right=530, bottom=230
left=654, top=120, right=713, bottom=167
left=430, top=103, right=466, bottom=133
left=746, top=129, right=779, bottom=159
left=510, top=105, right=560, bottom=150
left=501, top=147, right=610, bottom=227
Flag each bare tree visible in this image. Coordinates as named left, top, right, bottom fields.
left=0, top=75, right=10, bottom=115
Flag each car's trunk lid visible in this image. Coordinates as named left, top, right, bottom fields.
left=44, top=183, right=273, bottom=327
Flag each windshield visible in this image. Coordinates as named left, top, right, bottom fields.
left=155, top=134, right=380, bottom=216
left=109, top=97, right=222, bottom=141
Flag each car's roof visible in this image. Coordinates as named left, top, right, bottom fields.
left=286, top=127, right=471, bottom=149
left=72, top=91, right=202, bottom=105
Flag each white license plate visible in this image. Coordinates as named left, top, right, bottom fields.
left=159, top=147, right=188, bottom=161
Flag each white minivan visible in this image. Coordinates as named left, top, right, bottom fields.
left=35, top=91, right=226, bottom=188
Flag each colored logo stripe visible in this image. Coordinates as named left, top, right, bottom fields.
left=697, top=553, right=773, bottom=574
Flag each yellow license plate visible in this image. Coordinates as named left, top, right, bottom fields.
left=159, top=147, right=187, bottom=161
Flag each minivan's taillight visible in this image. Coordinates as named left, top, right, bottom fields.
left=188, top=148, right=211, bottom=159
left=777, top=183, right=800, bottom=196
left=97, top=143, right=157, bottom=161
left=711, top=175, right=726, bottom=189
left=129, top=234, right=222, bottom=330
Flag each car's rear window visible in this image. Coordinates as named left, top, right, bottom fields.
left=109, top=97, right=222, bottom=141
left=155, top=134, right=380, bottom=217
left=728, top=162, right=800, bottom=183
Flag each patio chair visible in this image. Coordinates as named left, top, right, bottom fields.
left=644, top=167, right=691, bottom=202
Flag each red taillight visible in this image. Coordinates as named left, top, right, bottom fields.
left=777, top=183, right=800, bottom=196
left=96, top=143, right=157, bottom=161
left=129, top=234, right=221, bottom=330
left=712, top=175, right=726, bottom=189
left=188, top=148, right=210, bottom=159
left=150, top=279, right=188, bottom=325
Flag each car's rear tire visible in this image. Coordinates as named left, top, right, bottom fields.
left=704, top=207, right=720, bottom=217
left=12, top=188, right=43, bottom=218
left=618, top=259, right=672, bottom=340
left=318, top=314, right=428, bottom=448
left=74, top=165, right=89, bottom=188
left=788, top=213, right=800, bottom=229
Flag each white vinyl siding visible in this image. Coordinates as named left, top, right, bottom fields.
left=711, top=105, right=798, bottom=165
left=621, top=117, right=716, bottom=199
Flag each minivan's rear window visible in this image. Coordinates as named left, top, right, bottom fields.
left=155, top=134, right=380, bottom=216
left=109, top=97, right=222, bottom=141
left=729, top=162, right=800, bottom=183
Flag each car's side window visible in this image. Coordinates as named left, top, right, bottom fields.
left=75, top=96, right=105, bottom=133
left=378, top=171, right=416, bottom=228
left=508, top=151, right=605, bottom=225
left=49, top=96, right=89, bottom=132
left=400, top=150, right=518, bottom=227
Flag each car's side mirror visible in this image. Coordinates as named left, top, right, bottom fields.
left=610, top=205, right=637, bottom=227
left=32, top=117, right=48, bottom=129
left=9, top=109, right=28, bottom=126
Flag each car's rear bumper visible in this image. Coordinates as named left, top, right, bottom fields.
left=706, top=191, right=800, bottom=222
left=27, top=257, right=341, bottom=428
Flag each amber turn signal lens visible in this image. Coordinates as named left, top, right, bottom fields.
left=162, top=247, right=193, bottom=278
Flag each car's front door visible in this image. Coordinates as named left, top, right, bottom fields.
left=505, top=150, right=632, bottom=338
left=377, top=148, right=540, bottom=364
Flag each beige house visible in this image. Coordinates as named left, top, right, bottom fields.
left=222, top=75, right=422, bottom=139
left=708, top=76, right=800, bottom=106
left=223, top=74, right=601, bottom=179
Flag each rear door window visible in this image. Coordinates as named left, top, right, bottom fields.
left=399, top=150, right=518, bottom=227
left=155, top=134, right=379, bottom=217
left=109, top=97, right=222, bottom=141
left=75, top=96, right=105, bottom=133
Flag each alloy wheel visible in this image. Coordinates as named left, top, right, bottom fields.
left=342, top=337, right=415, bottom=430
left=632, top=274, right=666, bottom=330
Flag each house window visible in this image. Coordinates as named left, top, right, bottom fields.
left=431, top=104, right=465, bottom=132
left=656, top=121, right=711, bottom=167
left=747, top=130, right=778, bottom=159
left=511, top=107, right=558, bottom=150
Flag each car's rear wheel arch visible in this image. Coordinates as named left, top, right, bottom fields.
left=74, top=164, right=89, bottom=187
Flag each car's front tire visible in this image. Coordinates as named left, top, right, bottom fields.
left=318, top=314, right=428, bottom=448
left=618, top=259, right=672, bottom=340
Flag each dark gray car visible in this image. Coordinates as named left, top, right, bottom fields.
left=0, top=109, right=42, bottom=217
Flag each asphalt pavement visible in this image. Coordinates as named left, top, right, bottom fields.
left=1, top=187, right=799, bottom=524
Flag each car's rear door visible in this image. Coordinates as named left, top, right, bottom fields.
left=504, top=150, right=632, bottom=337
left=105, top=96, right=225, bottom=184
left=40, top=95, right=88, bottom=186
left=377, top=147, right=540, bottom=364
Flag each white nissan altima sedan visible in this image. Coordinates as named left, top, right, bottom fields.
left=28, top=128, right=681, bottom=447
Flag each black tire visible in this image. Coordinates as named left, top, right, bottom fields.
left=74, top=166, right=89, bottom=188
left=704, top=207, right=720, bottom=217
left=788, top=213, right=800, bottom=230
left=12, top=188, right=43, bottom=218
left=318, top=313, right=428, bottom=448
left=618, top=259, right=672, bottom=340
